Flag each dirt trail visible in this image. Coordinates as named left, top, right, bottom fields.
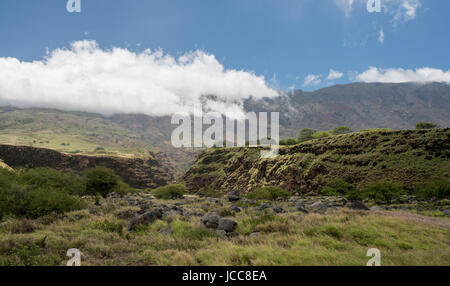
left=376, top=211, right=450, bottom=230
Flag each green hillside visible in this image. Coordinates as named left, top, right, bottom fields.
left=183, top=128, right=450, bottom=195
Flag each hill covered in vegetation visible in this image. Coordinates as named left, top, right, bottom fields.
left=182, top=128, right=450, bottom=196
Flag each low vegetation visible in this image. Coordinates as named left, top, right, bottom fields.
left=0, top=167, right=134, bottom=220
left=246, top=186, right=290, bottom=201
left=0, top=192, right=448, bottom=266
left=153, top=184, right=187, bottom=200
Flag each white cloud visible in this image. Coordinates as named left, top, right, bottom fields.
left=378, top=28, right=384, bottom=44
left=388, top=0, right=421, bottom=27
left=326, top=69, right=344, bottom=81
left=303, top=74, right=322, bottom=87
left=356, top=67, right=450, bottom=83
left=0, top=40, right=278, bottom=117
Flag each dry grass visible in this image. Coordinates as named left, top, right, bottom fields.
left=0, top=195, right=449, bottom=266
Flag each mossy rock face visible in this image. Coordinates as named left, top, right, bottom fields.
left=182, top=129, right=450, bottom=196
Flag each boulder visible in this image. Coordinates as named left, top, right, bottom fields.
left=272, top=206, right=285, bottom=213
left=369, top=205, right=383, bottom=211
left=218, top=218, right=238, bottom=233
left=202, top=211, right=221, bottom=229
left=254, top=203, right=272, bottom=211
left=128, top=209, right=162, bottom=231
left=443, top=210, right=450, bottom=216
left=348, top=201, right=370, bottom=211
left=230, top=205, right=241, bottom=213
left=293, top=201, right=309, bottom=213
left=228, top=190, right=241, bottom=202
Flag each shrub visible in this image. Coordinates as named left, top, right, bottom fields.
left=19, top=168, right=86, bottom=196
left=0, top=185, right=84, bottom=219
left=298, top=128, right=316, bottom=142
left=332, top=126, right=351, bottom=135
left=153, top=184, right=187, bottom=200
left=246, top=186, right=290, bottom=200
left=321, top=179, right=362, bottom=201
left=364, top=180, right=406, bottom=204
left=84, top=167, right=119, bottom=197
left=280, top=138, right=299, bottom=146
left=415, top=122, right=437, bottom=129
left=312, top=131, right=332, bottom=139
left=415, top=178, right=450, bottom=199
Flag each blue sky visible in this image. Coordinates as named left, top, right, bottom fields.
left=0, top=0, right=449, bottom=97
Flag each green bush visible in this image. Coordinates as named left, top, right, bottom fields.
left=153, top=184, right=187, bottom=200
left=0, top=185, right=84, bottom=219
left=279, top=138, right=299, bottom=146
left=321, top=179, right=362, bottom=201
left=298, top=128, right=316, bottom=142
left=415, top=178, right=450, bottom=199
left=332, top=126, right=351, bottom=135
left=19, top=168, right=86, bottom=196
left=84, top=167, right=119, bottom=197
left=312, top=131, right=332, bottom=139
left=246, top=186, right=290, bottom=200
left=415, top=122, right=437, bottom=129
left=364, top=180, right=406, bottom=204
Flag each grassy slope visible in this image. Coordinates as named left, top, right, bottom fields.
left=0, top=194, right=448, bottom=266
left=0, top=107, right=155, bottom=158
left=183, top=128, right=450, bottom=195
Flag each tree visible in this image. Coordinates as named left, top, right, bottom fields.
left=415, top=122, right=437, bottom=129
left=298, top=128, right=316, bottom=142
left=332, top=126, right=351, bottom=135
left=84, top=167, right=119, bottom=197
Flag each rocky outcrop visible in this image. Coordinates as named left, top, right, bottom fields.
left=0, top=144, right=173, bottom=189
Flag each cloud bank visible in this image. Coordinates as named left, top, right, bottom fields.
left=0, top=40, right=277, bottom=117
left=356, top=67, right=450, bottom=83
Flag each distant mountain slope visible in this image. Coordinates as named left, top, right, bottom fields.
left=245, top=82, right=450, bottom=138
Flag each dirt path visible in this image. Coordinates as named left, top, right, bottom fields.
left=375, top=211, right=450, bottom=230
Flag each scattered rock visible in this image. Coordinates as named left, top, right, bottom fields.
left=249, top=232, right=260, bottom=238
left=216, top=229, right=228, bottom=239
left=348, top=201, right=370, bottom=211
left=226, top=232, right=239, bottom=238
left=230, top=205, right=241, bottom=213
left=228, top=190, right=241, bottom=202
left=128, top=209, right=163, bottom=231
left=202, top=211, right=221, bottom=229
left=254, top=203, right=272, bottom=211
left=309, top=201, right=328, bottom=212
left=293, top=201, right=308, bottom=213
left=370, top=205, right=383, bottom=212
left=218, top=218, right=238, bottom=233
left=272, top=206, right=285, bottom=213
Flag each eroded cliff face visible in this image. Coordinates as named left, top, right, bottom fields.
left=182, top=129, right=450, bottom=195
left=0, top=145, right=173, bottom=189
